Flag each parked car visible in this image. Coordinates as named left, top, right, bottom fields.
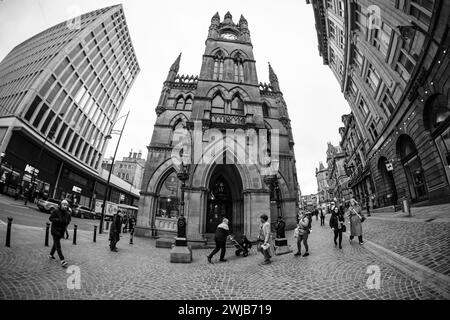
left=71, top=205, right=97, bottom=219
left=36, top=198, right=60, bottom=213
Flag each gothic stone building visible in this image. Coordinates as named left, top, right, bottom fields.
left=134, top=12, right=300, bottom=241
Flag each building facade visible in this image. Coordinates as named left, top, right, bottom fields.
left=326, top=142, right=353, bottom=203
left=309, top=0, right=450, bottom=208
left=0, top=5, right=140, bottom=208
left=315, top=161, right=331, bottom=205
left=339, top=112, right=376, bottom=207
left=135, top=12, right=300, bottom=241
left=101, top=150, right=145, bottom=190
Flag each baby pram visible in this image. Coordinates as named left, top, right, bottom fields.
left=230, top=233, right=252, bottom=257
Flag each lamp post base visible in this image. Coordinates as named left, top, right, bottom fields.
left=170, top=238, right=192, bottom=263
left=274, top=238, right=293, bottom=256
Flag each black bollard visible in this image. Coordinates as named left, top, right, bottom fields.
left=105, top=220, right=110, bottom=231
left=45, top=222, right=50, bottom=247
left=93, top=226, right=97, bottom=243
left=5, top=217, right=12, bottom=247
left=73, top=224, right=77, bottom=245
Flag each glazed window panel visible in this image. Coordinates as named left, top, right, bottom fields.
left=55, top=123, right=68, bottom=145
left=24, top=96, right=42, bottom=121
left=32, top=102, right=49, bottom=128
left=40, top=110, right=55, bottom=135
left=62, top=129, right=73, bottom=149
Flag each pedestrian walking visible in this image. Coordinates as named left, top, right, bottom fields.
left=294, top=211, right=310, bottom=257
left=319, top=208, right=325, bottom=226
left=128, top=217, right=134, bottom=234
left=207, top=218, right=230, bottom=263
left=329, top=206, right=345, bottom=249
left=257, top=214, right=272, bottom=265
left=366, top=195, right=371, bottom=217
left=48, top=199, right=71, bottom=267
left=109, top=210, right=123, bottom=252
left=347, top=198, right=365, bottom=245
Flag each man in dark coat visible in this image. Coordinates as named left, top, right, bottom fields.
left=48, top=199, right=71, bottom=267
left=109, top=210, right=122, bottom=252
left=207, top=218, right=230, bottom=263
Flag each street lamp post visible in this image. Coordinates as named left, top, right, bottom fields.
left=99, top=111, right=130, bottom=234
left=176, top=162, right=189, bottom=239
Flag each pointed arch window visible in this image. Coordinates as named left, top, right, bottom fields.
left=213, top=51, right=224, bottom=80
left=184, top=97, right=193, bottom=110
left=175, top=96, right=184, bottom=110
left=233, top=53, right=244, bottom=82
left=231, top=95, right=244, bottom=115
left=211, top=94, right=225, bottom=114
left=156, top=171, right=181, bottom=219
left=170, top=121, right=186, bottom=146
left=262, top=102, right=269, bottom=117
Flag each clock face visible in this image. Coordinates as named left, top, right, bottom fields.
left=221, top=32, right=237, bottom=40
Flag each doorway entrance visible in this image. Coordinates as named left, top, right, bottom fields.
left=206, top=164, right=243, bottom=234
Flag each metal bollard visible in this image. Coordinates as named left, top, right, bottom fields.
left=105, top=220, right=110, bottom=231
left=93, top=226, right=97, bottom=243
left=45, top=222, right=50, bottom=247
left=5, top=217, right=12, bottom=247
left=73, top=224, right=77, bottom=245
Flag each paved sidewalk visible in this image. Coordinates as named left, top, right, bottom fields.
left=0, top=217, right=446, bottom=300
left=368, top=203, right=450, bottom=222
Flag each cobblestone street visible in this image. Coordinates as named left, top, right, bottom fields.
left=1, top=207, right=449, bottom=300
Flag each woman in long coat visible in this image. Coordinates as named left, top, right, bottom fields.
left=347, top=198, right=364, bottom=245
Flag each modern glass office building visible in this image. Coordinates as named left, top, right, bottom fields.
left=0, top=4, right=140, bottom=207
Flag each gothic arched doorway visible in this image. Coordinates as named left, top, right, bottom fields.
left=206, top=164, right=244, bottom=234
left=377, top=156, right=398, bottom=206
left=396, top=134, right=428, bottom=203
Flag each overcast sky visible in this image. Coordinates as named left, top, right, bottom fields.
left=0, top=0, right=350, bottom=195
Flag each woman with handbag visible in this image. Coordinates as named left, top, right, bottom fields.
left=329, top=206, right=345, bottom=249
left=258, top=214, right=272, bottom=265
left=347, top=198, right=364, bottom=245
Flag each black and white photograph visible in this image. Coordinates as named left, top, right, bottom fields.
left=0, top=0, right=449, bottom=309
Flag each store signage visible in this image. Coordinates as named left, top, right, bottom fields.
left=385, top=162, right=393, bottom=172
left=25, top=164, right=39, bottom=175
left=72, top=186, right=82, bottom=193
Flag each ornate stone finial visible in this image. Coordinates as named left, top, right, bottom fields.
left=170, top=53, right=182, bottom=72
left=223, top=11, right=233, bottom=25
left=239, top=14, right=248, bottom=26
left=268, top=63, right=280, bottom=92
left=211, top=11, right=220, bottom=22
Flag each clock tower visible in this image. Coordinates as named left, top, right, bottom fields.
left=136, top=11, right=300, bottom=243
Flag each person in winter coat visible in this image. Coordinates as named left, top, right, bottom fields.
left=109, top=210, right=123, bottom=252
left=319, top=208, right=325, bottom=226
left=48, top=199, right=71, bottom=267
left=258, top=214, right=272, bottom=265
left=294, top=211, right=310, bottom=257
left=347, top=198, right=364, bottom=245
left=329, top=208, right=345, bottom=249
left=207, top=218, right=230, bottom=263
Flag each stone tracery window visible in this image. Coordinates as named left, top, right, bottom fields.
left=156, top=171, right=180, bottom=219
left=211, top=93, right=225, bottom=114
left=213, top=50, right=224, bottom=80
left=231, top=95, right=244, bottom=115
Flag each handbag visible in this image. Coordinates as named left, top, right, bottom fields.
left=293, top=227, right=299, bottom=238
left=341, top=224, right=346, bottom=233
